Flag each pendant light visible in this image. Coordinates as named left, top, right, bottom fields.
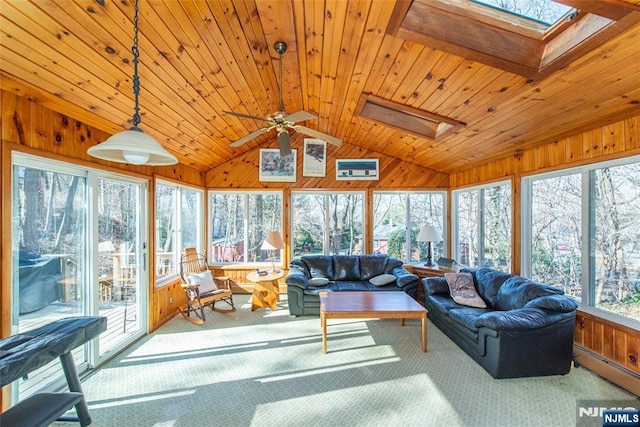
left=88, top=0, right=177, bottom=166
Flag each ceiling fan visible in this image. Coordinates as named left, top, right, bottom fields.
left=224, top=41, right=342, bottom=157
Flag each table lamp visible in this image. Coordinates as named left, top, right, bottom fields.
left=261, top=231, right=285, bottom=272
left=417, top=225, right=443, bottom=267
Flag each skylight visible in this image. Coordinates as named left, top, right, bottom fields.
left=471, top=0, right=575, bottom=26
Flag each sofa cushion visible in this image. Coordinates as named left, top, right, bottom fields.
left=496, top=277, right=563, bottom=311
left=425, top=294, right=461, bottom=314
left=333, top=256, right=361, bottom=281
left=423, top=277, right=449, bottom=295
left=384, top=258, right=403, bottom=273
left=524, top=294, right=579, bottom=312
left=332, top=281, right=370, bottom=291
left=449, top=307, right=490, bottom=332
left=309, top=277, right=329, bottom=286
left=289, top=259, right=310, bottom=277
left=302, top=256, right=334, bottom=279
left=359, top=254, right=388, bottom=280
left=444, top=272, right=487, bottom=308
left=369, top=274, right=397, bottom=286
left=470, top=268, right=514, bottom=308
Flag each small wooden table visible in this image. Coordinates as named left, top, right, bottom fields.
left=247, top=270, right=284, bottom=311
left=320, top=291, right=427, bottom=354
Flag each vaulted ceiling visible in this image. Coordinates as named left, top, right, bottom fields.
left=2, top=0, right=640, bottom=174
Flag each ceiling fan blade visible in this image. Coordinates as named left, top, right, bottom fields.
left=294, top=126, right=343, bottom=146
left=223, top=110, right=270, bottom=122
left=229, top=127, right=272, bottom=147
left=283, top=110, right=317, bottom=123
left=277, top=130, right=292, bottom=157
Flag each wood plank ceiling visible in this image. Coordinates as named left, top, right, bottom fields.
left=1, top=0, right=640, bottom=174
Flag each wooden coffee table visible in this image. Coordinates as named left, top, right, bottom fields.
left=319, top=291, right=427, bottom=354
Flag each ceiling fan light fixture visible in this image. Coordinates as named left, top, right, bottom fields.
left=87, top=0, right=176, bottom=166
left=277, top=129, right=292, bottom=157
left=225, top=40, right=341, bottom=152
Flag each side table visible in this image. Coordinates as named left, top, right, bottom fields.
left=247, top=270, right=284, bottom=311
left=408, top=264, right=456, bottom=306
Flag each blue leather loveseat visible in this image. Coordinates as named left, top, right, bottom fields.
left=286, top=254, right=419, bottom=316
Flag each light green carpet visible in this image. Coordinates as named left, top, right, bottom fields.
left=65, top=294, right=635, bottom=426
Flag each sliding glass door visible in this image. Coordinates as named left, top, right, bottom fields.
left=95, top=176, right=146, bottom=360
left=12, top=159, right=88, bottom=398
left=11, top=153, right=147, bottom=399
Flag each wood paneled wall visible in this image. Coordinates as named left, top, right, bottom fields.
left=0, top=88, right=205, bottom=345
left=206, top=133, right=450, bottom=189
left=574, top=310, right=640, bottom=396
left=450, top=115, right=640, bottom=187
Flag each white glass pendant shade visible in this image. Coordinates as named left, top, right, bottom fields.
left=88, top=126, right=177, bottom=166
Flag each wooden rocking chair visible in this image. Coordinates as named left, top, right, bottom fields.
left=179, top=248, right=235, bottom=324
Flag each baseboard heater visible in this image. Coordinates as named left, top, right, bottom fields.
left=573, top=344, right=640, bottom=396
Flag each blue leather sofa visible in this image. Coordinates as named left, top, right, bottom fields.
left=286, top=254, right=419, bottom=316
left=423, top=268, right=579, bottom=378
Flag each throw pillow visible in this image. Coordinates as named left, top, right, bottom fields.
left=309, top=277, right=329, bottom=286
left=444, top=272, right=487, bottom=308
left=187, top=270, right=217, bottom=294
left=369, top=273, right=397, bottom=286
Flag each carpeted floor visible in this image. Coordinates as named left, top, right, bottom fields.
left=63, top=294, right=636, bottom=427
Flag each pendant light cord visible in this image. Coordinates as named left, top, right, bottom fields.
left=131, top=0, right=141, bottom=127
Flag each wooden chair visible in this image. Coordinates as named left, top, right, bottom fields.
left=179, top=248, right=235, bottom=324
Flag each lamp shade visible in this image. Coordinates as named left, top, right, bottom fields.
left=261, top=231, right=285, bottom=250
left=88, top=126, right=177, bottom=166
left=417, top=225, right=443, bottom=243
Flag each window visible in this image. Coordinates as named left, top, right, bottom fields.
left=523, top=173, right=582, bottom=296
left=523, top=157, right=640, bottom=324
left=388, top=0, right=639, bottom=79
left=453, top=181, right=512, bottom=271
left=291, top=192, right=363, bottom=257
left=373, top=192, right=446, bottom=263
left=209, top=191, right=282, bottom=264
left=471, top=0, right=574, bottom=26
left=155, top=181, right=203, bottom=281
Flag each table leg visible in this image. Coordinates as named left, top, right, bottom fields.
left=251, top=282, right=277, bottom=311
left=401, top=318, right=405, bottom=326
left=272, top=280, right=281, bottom=301
left=321, top=312, right=327, bottom=354
left=421, top=314, right=427, bottom=353
left=59, top=352, right=91, bottom=426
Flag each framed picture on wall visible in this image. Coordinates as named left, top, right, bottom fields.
left=303, top=138, right=327, bottom=177
left=335, top=159, right=379, bottom=180
left=259, top=149, right=297, bottom=182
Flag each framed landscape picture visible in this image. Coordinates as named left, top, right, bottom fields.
left=335, top=159, right=379, bottom=180
left=259, top=149, right=297, bottom=182
left=303, top=138, right=327, bottom=177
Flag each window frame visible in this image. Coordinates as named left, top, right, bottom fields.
left=290, top=190, right=366, bottom=258
left=155, top=179, right=204, bottom=285
left=452, top=179, right=513, bottom=271
left=207, top=189, right=284, bottom=267
left=372, top=190, right=448, bottom=263
left=521, top=155, right=640, bottom=330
